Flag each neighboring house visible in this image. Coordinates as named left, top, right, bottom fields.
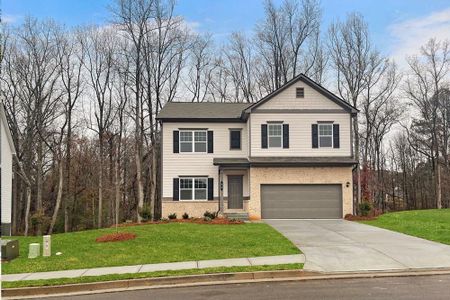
left=156, top=74, right=358, bottom=220
left=1, top=104, right=16, bottom=236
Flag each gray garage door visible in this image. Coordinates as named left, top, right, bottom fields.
left=261, top=184, right=342, bottom=219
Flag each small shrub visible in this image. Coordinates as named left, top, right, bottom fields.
left=203, top=216, right=212, bottom=222
left=168, top=213, right=177, bottom=220
left=160, top=217, right=169, bottom=222
left=359, top=201, right=372, bottom=217
left=138, top=204, right=152, bottom=221
left=203, top=211, right=217, bottom=219
left=182, top=212, right=189, bottom=219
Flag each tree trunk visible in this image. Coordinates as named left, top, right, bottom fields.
left=48, top=159, right=64, bottom=234
left=98, top=135, right=104, bottom=228
left=36, top=140, right=44, bottom=235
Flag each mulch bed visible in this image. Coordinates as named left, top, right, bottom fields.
left=95, top=232, right=137, bottom=243
left=344, top=214, right=378, bottom=221
left=113, top=217, right=244, bottom=228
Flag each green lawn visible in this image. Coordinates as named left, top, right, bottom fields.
left=360, top=209, right=450, bottom=245
left=2, top=263, right=303, bottom=289
left=2, top=222, right=299, bottom=274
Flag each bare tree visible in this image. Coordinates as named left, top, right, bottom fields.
left=328, top=13, right=375, bottom=210
left=80, top=26, right=117, bottom=227
left=405, top=39, right=450, bottom=209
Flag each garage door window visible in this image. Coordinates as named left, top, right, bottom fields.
left=318, top=124, right=333, bottom=148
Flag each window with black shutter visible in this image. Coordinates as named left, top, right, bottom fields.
left=229, top=129, right=241, bottom=150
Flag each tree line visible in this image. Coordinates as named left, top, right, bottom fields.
left=1, top=0, right=449, bottom=235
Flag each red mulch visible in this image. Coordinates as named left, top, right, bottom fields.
left=113, top=217, right=243, bottom=228
left=344, top=214, right=378, bottom=221
left=95, top=232, right=137, bottom=243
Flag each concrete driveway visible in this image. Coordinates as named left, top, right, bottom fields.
left=265, top=219, right=450, bottom=273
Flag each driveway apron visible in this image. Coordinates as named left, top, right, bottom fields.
left=265, top=219, right=450, bottom=272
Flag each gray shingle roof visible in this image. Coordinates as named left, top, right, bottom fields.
left=157, top=102, right=251, bottom=120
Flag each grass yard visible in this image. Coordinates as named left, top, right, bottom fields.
left=2, top=222, right=299, bottom=274
left=360, top=209, right=450, bottom=245
left=2, top=263, right=303, bottom=289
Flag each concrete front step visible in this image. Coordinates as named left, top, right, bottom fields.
left=224, top=212, right=249, bottom=221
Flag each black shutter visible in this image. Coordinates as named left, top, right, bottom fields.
left=261, top=124, right=268, bottom=148
left=208, top=131, right=214, bottom=153
left=173, top=131, right=179, bottom=153
left=283, top=124, right=289, bottom=148
left=333, top=124, right=340, bottom=148
left=312, top=124, right=318, bottom=148
left=173, top=178, right=179, bottom=201
left=208, top=178, right=214, bottom=200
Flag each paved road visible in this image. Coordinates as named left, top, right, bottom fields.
left=37, top=275, right=450, bottom=300
left=265, top=219, right=450, bottom=272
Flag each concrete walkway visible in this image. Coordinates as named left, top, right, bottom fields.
left=265, top=219, right=450, bottom=273
left=1, top=254, right=305, bottom=282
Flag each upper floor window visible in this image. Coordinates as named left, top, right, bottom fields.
left=229, top=129, right=241, bottom=150
left=179, top=130, right=207, bottom=153
left=318, top=123, right=333, bottom=147
left=296, top=87, right=304, bottom=98
left=268, top=124, right=282, bottom=148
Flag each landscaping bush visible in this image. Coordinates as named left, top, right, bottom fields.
left=359, top=201, right=372, bottom=217
left=203, top=216, right=212, bottom=222
left=182, top=212, right=189, bottom=219
left=138, top=204, right=152, bottom=221
left=168, top=213, right=177, bottom=220
left=203, top=211, right=217, bottom=219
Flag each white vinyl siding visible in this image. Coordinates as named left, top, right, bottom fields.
left=251, top=113, right=351, bottom=157
left=1, top=113, right=14, bottom=225
left=257, top=80, right=345, bottom=110
left=163, top=122, right=249, bottom=200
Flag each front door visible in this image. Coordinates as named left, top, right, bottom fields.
left=228, top=175, right=243, bottom=209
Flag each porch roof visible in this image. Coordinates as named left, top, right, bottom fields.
left=213, top=156, right=357, bottom=168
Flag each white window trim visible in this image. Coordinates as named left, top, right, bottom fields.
left=179, top=177, right=208, bottom=201
left=318, top=123, right=333, bottom=148
left=179, top=130, right=208, bottom=153
left=267, top=123, right=283, bottom=148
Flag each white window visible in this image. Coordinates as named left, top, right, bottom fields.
left=179, top=177, right=208, bottom=200
left=318, top=123, right=333, bottom=148
left=268, top=124, right=282, bottom=148
left=179, top=130, right=207, bottom=153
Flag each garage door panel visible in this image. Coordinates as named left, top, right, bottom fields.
left=261, top=184, right=342, bottom=219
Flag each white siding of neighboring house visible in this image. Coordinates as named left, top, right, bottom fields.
left=257, top=80, right=344, bottom=110
left=250, top=112, right=352, bottom=157
left=162, top=122, right=249, bottom=200
left=1, top=111, right=14, bottom=231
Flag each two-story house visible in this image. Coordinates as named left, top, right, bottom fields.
left=1, top=104, right=16, bottom=236
left=157, top=74, right=357, bottom=220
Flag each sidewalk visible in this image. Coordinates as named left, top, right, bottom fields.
left=2, top=254, right=305, bottom=282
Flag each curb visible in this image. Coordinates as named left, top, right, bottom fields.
left=3, top=268, right=450, bottom=299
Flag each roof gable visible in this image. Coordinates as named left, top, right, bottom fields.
left=0, top=104, right=16, bottom=154
left=244, top=74, right=358, bottom=115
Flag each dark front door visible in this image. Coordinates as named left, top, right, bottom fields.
left=228, top=175, right=243, bottom=209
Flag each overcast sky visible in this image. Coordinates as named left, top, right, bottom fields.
left=3, top=0, right=450, bottom=67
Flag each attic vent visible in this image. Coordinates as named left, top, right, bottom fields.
left=296, top=87, right=304, bottom=98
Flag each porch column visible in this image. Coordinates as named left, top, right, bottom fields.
left=219, top=167, right=224, bottom=213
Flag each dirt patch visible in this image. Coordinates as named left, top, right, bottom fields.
left=95, top=232, right=137, bottom=243
left=344, top=214, right=378, bottom=221
left=113, top=217, right=244, bottom=228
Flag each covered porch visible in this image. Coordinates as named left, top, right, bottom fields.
left=213, top=158, right=250, bottom=217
